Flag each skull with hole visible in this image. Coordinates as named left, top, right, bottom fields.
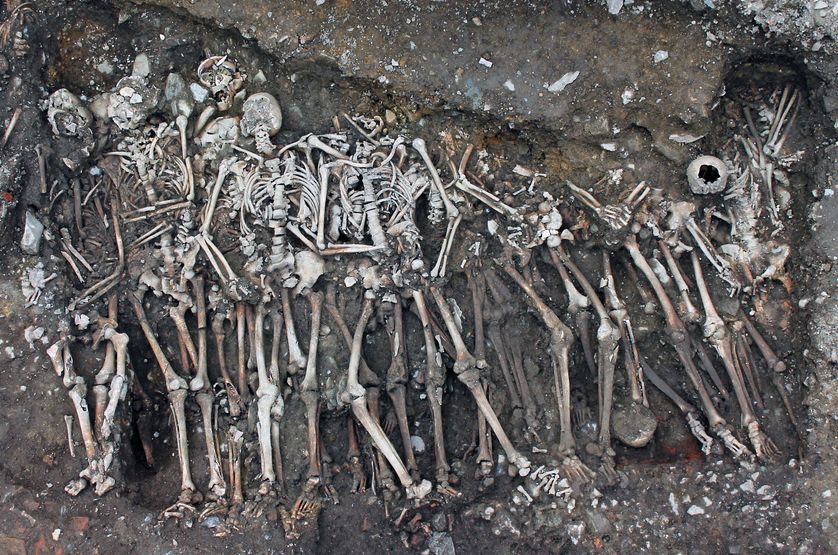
left=197, top=55, right=245, bottom=112
left=240, top=93, right=282, bottom=155
left=107, top=75, right=160, bottom=131
left=687, top=155, right=729, bottom=194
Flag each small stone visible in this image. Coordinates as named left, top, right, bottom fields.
left=547, top=71, right=579, bottom=93
left=190, top=83, right=209, bottom=103
left=653, top=50, right=669, bottom=63
left=384, top=109, right=397, bottom=124
left=132, top=53, right=150, bottom=78
left=687, top=505, right=705, bottom=516
left=739, top=480, right=755, bottom=493
left=431, top=511, right=447, bottom=532
left=503, top=80, right=515, bottom=92
left=567, top=521, right=585, bottom=545
left=21, top=211, right=44, bottom=255
left=606, top=0, right=623, bottom=14
left=410, top=435, right=426, bottom=453
left=427, top=532, right=455, bottom=555
left=478, top=57, right=493, bottom=68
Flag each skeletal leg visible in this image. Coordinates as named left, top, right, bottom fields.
left=577, top=310, right=597, bottom=377
left=624, top=236, right=750, bottom=458
left=659, top=241, right=701, bottom=324
left=295, top=290, right=325, bottom=515
left=196, top=392, right=226, bottom=499
left=468, top=271, right=493, bottom=479
left=486, top=319, right=523, bottom=414
left=280, top=287, right=307, bottom=375
left=366, top=386, right=396, bottom=496
left=742, top=315, right=786, bottom=373
left=499, top=264, right=589, bottom=481
left=253, top=301, right=279, bottom=491
left=560, top=252, right=621, bottom=483
left=602, top=252, right=647, bottom=406
left=227, top=426, right=245, bottom=506
left=692, top=338, right=730, bottom=401
left=691, top=252, right=777, bottom=460
left=412, top=289, right=451, bottom=486
left=189, top=274, right=211, bottom=392
left=346, top=416, right=367, bottom=492
left=508, top=339, right=539, bottom=434
left=323, top=284, right=379, bottom=386
left=245, top=304, right=257, bottom=373
left=735, top=334, right=764, bottom=409
left=129, top=293, right=197, bottom=510
left=170, top=299, right=198, bottom=373
left=474, top=381, right=493, bottom=480
left=50, top=341, right=99, bottom=495
left=383, top=299, right=419, bottom=479
left=429, top=286, right=531, bottom=476
left=341, top=293, right=429, bottom=498
left=212, top=313, right=242, bottom=417
left=235, top=302, right=250, bottom=405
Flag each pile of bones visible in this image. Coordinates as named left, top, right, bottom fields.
left=35, top=54, right=801, bottom=528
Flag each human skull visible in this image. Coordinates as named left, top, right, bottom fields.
left=240, top=92, right=282, bottom=154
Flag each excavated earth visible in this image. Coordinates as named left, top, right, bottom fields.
left=0, top=1, right=836, bottom=553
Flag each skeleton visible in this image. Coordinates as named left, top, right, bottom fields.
left=35, top=56, right=801, bottom=526
left=292, top=288, right=330, bottom=517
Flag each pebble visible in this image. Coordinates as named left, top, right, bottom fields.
left=566, top=521, right=585, bottom=544
left=384, top=109, right=397, bottom=124
left=503, top=80, right=515, bottom=91
left=132, top=53, right=150, bottom=78
left=478, top=57, right=493, bottom=68
left=431, top=511, right=448, bottom=532
left=190, top=83, right=209, bottom=103
left=21, top=211, right=44, bottom=255
left=427, top=531, right=455, bottom=555
left=653, top=50, right=669, bottom=63
left=547, top=71, right=579, bottom=93
left=687, top=505, right=705, bottom=516
left=740, top=480, right=755, bottom=493
left=410, top=435, right=425, bottom=453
